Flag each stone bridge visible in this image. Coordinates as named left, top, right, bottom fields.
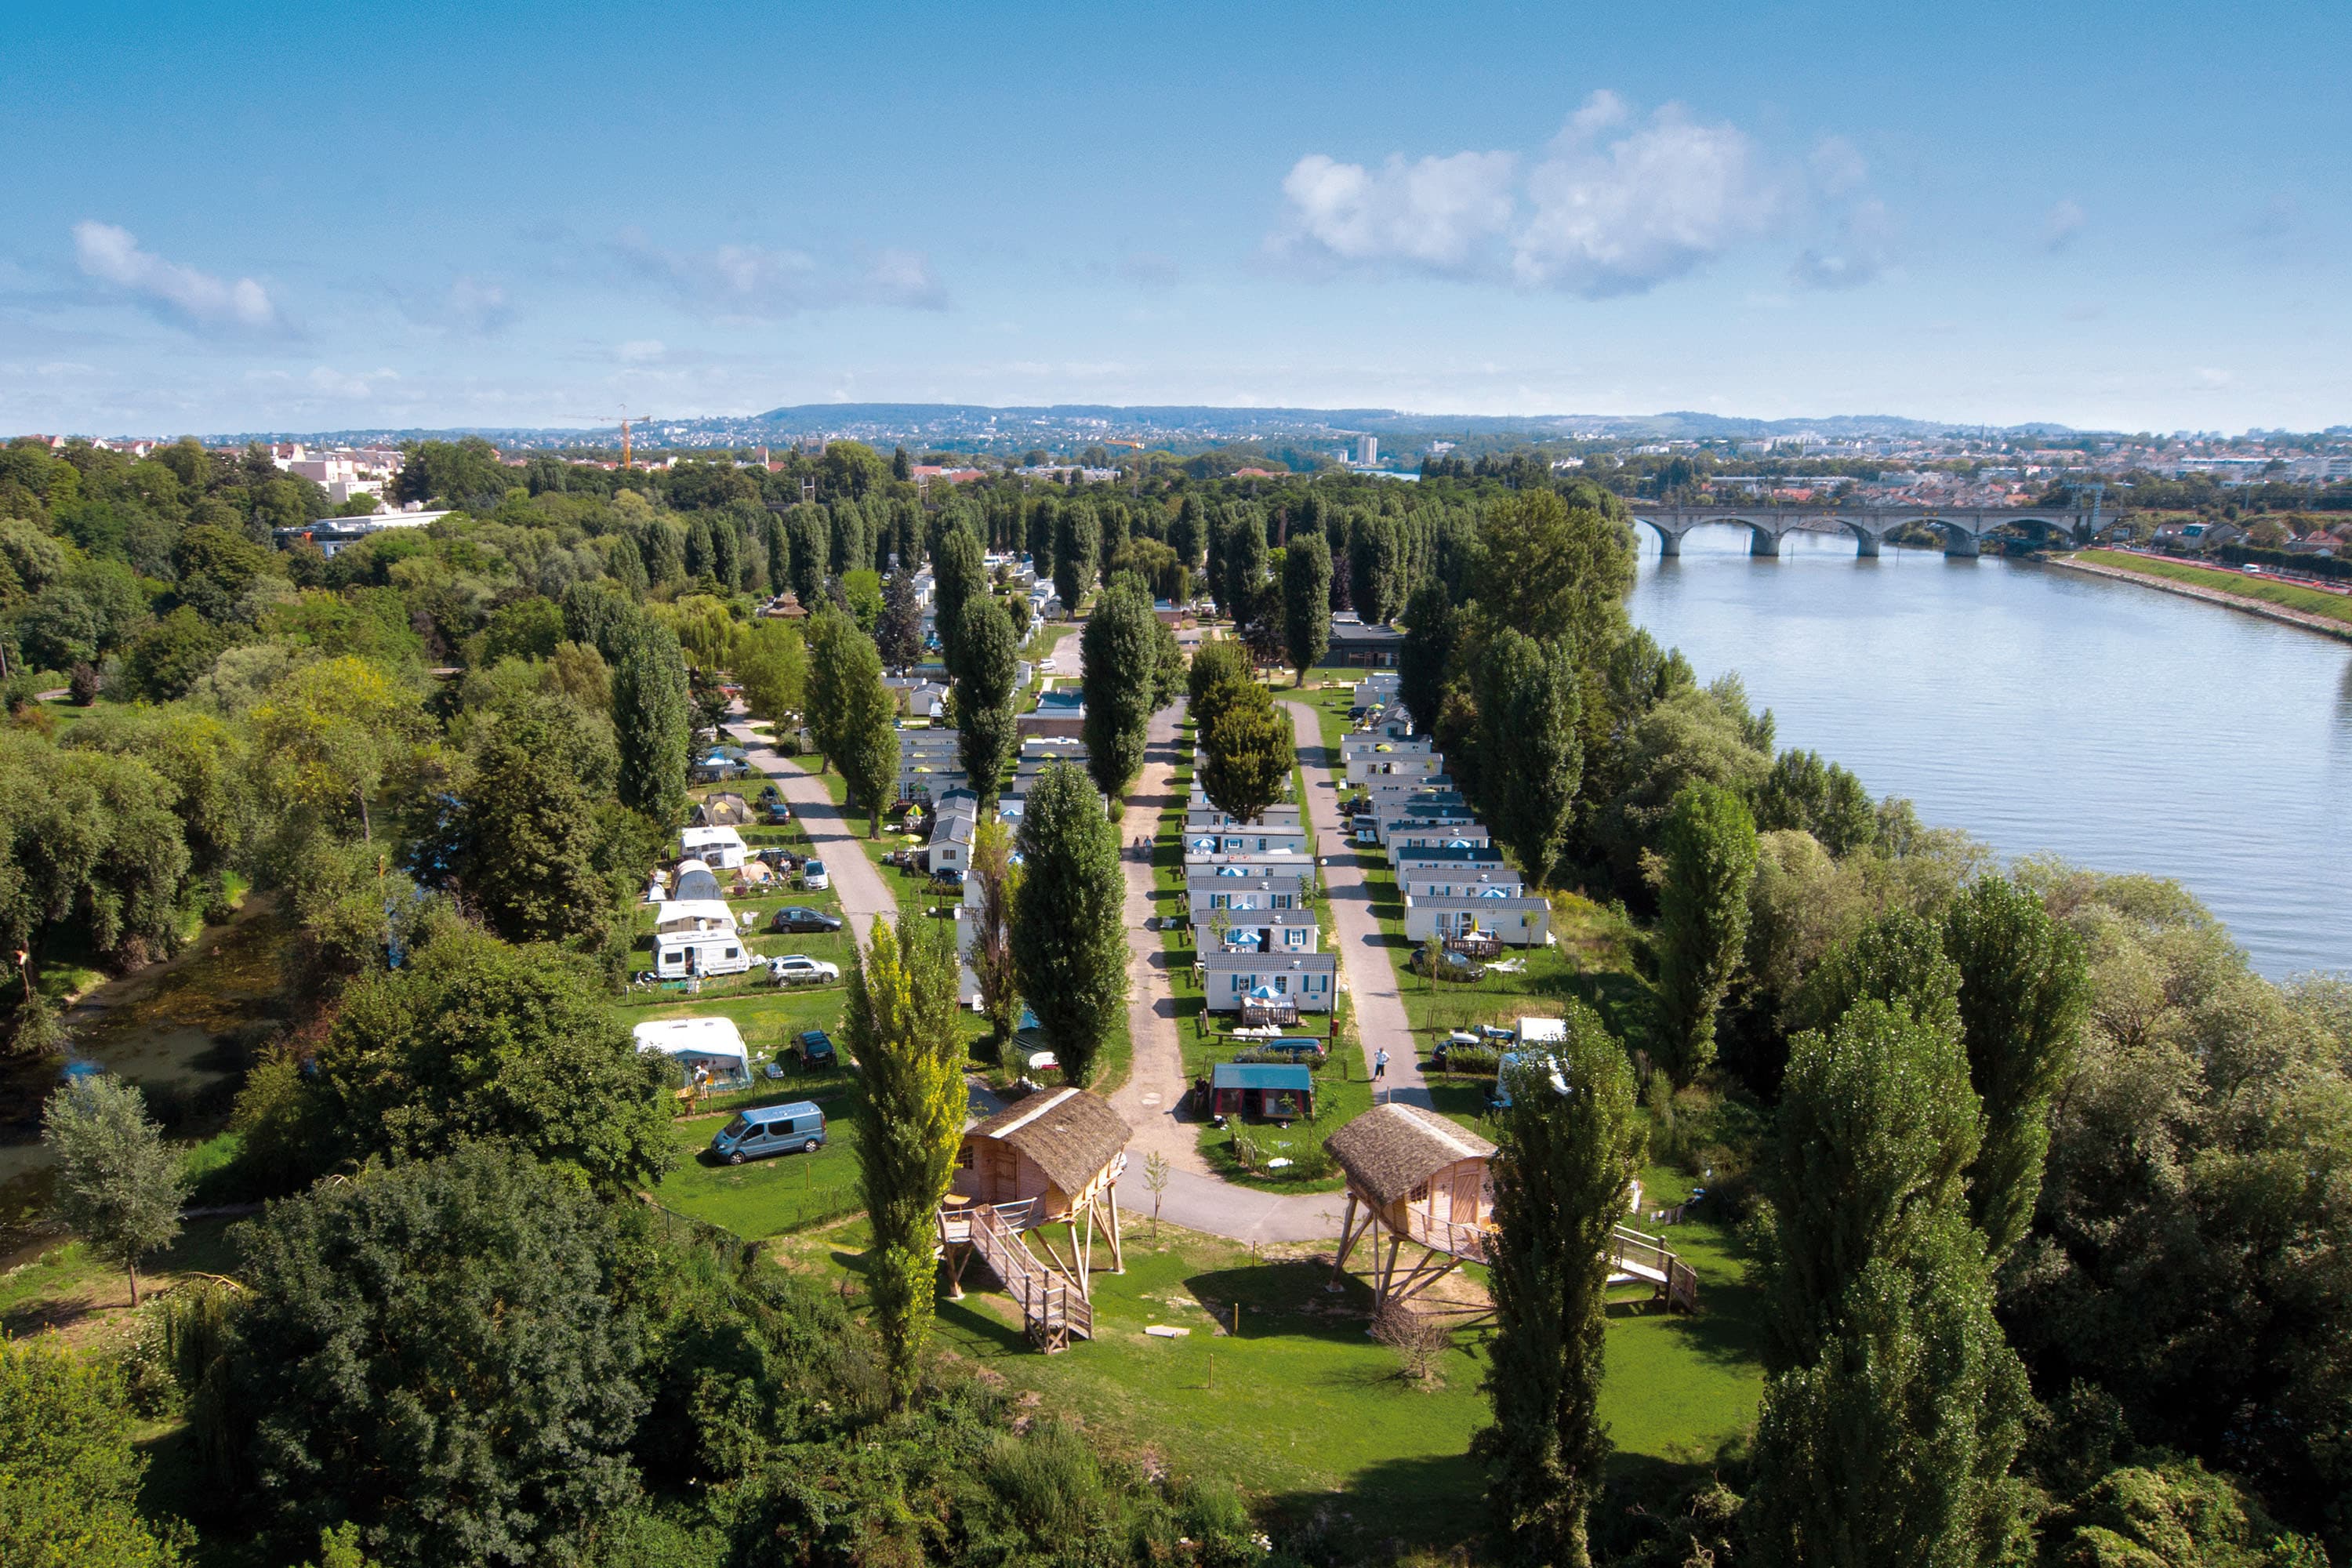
left=1630, top=503, right=2096, bottom=558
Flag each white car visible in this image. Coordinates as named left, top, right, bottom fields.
left=771, top=955, right=841, bottom=986
left=801, top=860, right=829, bottom=891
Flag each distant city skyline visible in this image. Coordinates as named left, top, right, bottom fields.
left=4, top=0, right=2346, bottom=436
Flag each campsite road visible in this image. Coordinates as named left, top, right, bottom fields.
left=1283, top=699, right=1430, bottom=1109
left=724, top=713, right=898, bottom=947
left=1114, top=1164, right=1346, bottom=1243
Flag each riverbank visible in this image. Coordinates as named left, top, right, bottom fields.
left=2047, top=551, right=2352, bottom=641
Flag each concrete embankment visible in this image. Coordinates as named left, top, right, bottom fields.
left=2044, top=554, right=2352, bottom=643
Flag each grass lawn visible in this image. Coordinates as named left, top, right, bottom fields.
left=2075, top=548, right=2352, bottom=628
left=780, top=1181, right=1762, bottom=1553
left=651, top=1068, right=869, bottom=1237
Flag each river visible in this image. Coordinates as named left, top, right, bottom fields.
left=1628, top=527, right=2352, bottom=979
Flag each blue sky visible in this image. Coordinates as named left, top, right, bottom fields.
left=4, top=0, right=2346, bottom=436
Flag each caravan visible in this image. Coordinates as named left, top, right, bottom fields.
left=633, top=1016, right=754, bottom=1088
left=652, top=929, right=752, bottom=978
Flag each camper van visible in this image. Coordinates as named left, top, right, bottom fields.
left=710, top=1101, right=827, bottom=1163
left=652, top=929, right=752, bottom=978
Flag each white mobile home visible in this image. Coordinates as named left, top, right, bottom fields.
left=1399, top=867, right=1524, bottom=900
left=654, top=898, right=738, bottom=934
left=1386, top=822, right=1492, bottom=858
left=1201, top=951, right=1339, bottom=1014
left=651, top=929, right=753, bottom=978
left=1186, top=803, right=1302, bottom=829
left=1186, top=870, right=1311, bottom=920
left=678, top=826, right=748, bottom=869
left=633, top=1016, right=753, bottom=1086
left=1182, top=824, right=1312, bottom=858
left=1194, top=906, right=1319, bottom=954
left=1404, top=891, right=1552, bottom=948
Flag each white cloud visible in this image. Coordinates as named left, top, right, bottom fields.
left=611, top=229, right=946, bottom=318
left=72, top=221, right=280, bottom=331
left=2043, top=199, right=2085, bottom=253
left=619, top=339, right=667, bottom=362
left=1278, top=150, right=1518, bottom=274
left=1791, top=198, right=1898, bottom=291
left=1271, top=91, right=1788, bottom=297
left=307, top=366, right=399, bottom=398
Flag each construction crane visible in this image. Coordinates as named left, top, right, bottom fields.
left=568, top=406, right=638, bottom=468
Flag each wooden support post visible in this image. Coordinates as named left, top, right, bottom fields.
left=1105, top=1186, right=1125, bottom=1274
left=1331, top=1190, right=1363, bottom=1279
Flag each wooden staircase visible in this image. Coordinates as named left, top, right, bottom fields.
left=942, top=1200, right=1094, bottom=1352
left=1607, top=1225, right=1699, bottom=1313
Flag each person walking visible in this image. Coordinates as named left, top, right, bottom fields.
left=1373, top=1047, right=1388, bottom=1082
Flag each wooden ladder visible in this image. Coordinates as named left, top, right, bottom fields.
left=1608, top=1225, right=1699, bottom=1313
left=967, top=1202, right=1094, bottom=1352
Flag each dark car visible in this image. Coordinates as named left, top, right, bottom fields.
left=1410, top=946, right=1487, bottom=983
left=788, top=1029, right=837, bottom=1069
left=770, top=905, right=844, bottom=934
left=764, top=804, right=791, bottom=826
left=1253, top=1036, right=1328, bottom=1063
left=927, top=866, right=964, bottom=891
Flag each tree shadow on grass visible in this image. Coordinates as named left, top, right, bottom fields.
left=1264, top=1448, right=1487, bottom=1558
left=1182, top=1259, right=1375, bottom=1346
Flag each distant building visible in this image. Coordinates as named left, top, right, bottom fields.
left=1356, top=434, right=1378, bottom=467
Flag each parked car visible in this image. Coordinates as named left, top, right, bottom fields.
left=710, top=1102, right=827, bottom=1163
left=1432, top=1030, right=1480, bottom=1071
left=764, top=804, right=791, bottom=826
left=927, top=866, right=964, bottom=891
left=787, top=1029, right=837, bottom=1069
left=770, top=954, right=841, bottom=985
left=1251, top=1036, right=1328, bottom=1063
left=769, top=905, right=843, bottom=934
left=801, top=860, right=830, bottom=891
left=1411, top=946, right=1487, bottom=983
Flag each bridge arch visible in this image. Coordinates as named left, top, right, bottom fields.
left=1630, top=514, right=1685, bottom=556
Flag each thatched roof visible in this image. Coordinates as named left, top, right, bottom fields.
left=1324, top=1103, right=1496, bottom=1206
left=966, top=1087, right=1131, bottom=1196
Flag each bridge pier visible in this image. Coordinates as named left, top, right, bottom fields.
left=1656, top=528, right=1681, bottom=558
left=1854, top=530, right=1881, bottom=558
left=1748, top=525, right=1780, bottom=557
left=1944, top=534, right=1981, bottom=558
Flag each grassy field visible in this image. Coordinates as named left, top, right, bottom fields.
left=777, top=1165, right=1763, bottom=1552
left=2075, top=548, right=2352, bottom=627
left=651, top=1067, right=869, bottom=1237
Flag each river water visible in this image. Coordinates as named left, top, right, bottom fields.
left=1628, top=527, right=2352, bottom=978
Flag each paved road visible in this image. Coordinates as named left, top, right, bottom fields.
left=1107, top=699, right=1214, bottom=1175
left=1114, top=1164, right=1347, bottom=1243
left=724, top=713, right=898, bottom=946
left=1283, top=699, right=1430, bottom=1109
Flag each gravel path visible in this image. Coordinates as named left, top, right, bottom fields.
left=723, top=713, right=898, bottom=946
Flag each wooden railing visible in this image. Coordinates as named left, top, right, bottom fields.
left=1608, top=1225, right=1698, bottom=1312
left=965, top=1202, right=1092, bottom=1351
left=1401, top=1207, right=1494, bottom=1264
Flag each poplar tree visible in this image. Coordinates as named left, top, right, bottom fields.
left=931, top=528, right=985, bottom=676
left=1941, top=875, right=2088, bottom=1262
left=612, top=622, right=689, bottom=824
left=785, top=503, right=830, bottom=608
left=1474, top=629, right=1581, bottom=886
left=1474, top=1004, right=1640, bottom=1568
left=1748, top=999, right=2031, bottom=1568
left=1080, top=579, right=1156, bottom=802
left=970, top=817, right=1022, bottom=1057
left=1653, top=781, right=1758, bottom=1087
left=1397, top=582, right=1461, bottom=735
left=1168, top=493, right=1206, bottom=568
left=1053, top=500, right=1098, bottom=615
left=875, top=569, right=921, bottom=670
left=1011, top=760, right=1126, bottom=1086
left=848, top=913, right=967, bottom=1409
left=1281, top=532, right=1332, bottom=683
left=953, top=594, right=1019, bottom=806
left=831, top=624, right=899, bottom=837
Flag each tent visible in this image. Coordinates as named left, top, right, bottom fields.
left=633, top=1017, right=753, bottom=1087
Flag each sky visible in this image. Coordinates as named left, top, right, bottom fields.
left=3, top=0, right=2347, bottom=437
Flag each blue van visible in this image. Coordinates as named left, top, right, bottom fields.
left=710, top=1101, right=827, bottom=1163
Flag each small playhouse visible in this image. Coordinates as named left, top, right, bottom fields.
left=1325, top=1102, right=1499, bottom=1313
left=940, top=1087, right=1133, bottom=1351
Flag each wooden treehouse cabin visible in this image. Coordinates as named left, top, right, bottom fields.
left=937, top=1087, right=1132, bottom=1352
left=1325, top=1103, right=1500, bottom=1315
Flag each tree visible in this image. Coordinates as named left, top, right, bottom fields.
left=784, top=503, right=831, bottom=608
left=1474, top=1004, right=1640, bottom=1568
left=1220, top=509, right=1269, bottom=622
left=0, top=1338, right=181, bottom=1567
left=848, top=913, right=967, bottom=1408
left=1197, top=677, right=1292, bottom=826
left=1186, top=638, right=1251, bottom=710
left=1168, top=493, right=1205, bottom=568
left=931, top=528, right=985, bottom=675
left=1747, top=1000, right=2031, bottom=1568
left=1080, top=579, right=1156, bottom=802
left=1011, top=760, right=1126, bottom=1085
left=970, top=817, right=1022, bottom=1056
left=1759, top=747, right=1878, bottom=857
left=802, top=607, right=852, bottom=771
left=1397, top=582, right=1461, bottom=734
left=42, top=1075, right=185, bottom=1306
left=1053, top=500, right=1098, bottom=615
left=307, top=927, right=673, bottom=1192
left=1653, top=782, right=1759, bottom=1087
left=216, top=1148, right=648, bottom=1567
left=1474, top=630, right=1581, bottom=885
left=1940, top=875, right=2089, bottom=1264
left=953, top=594, right=1019, bottom=807
left=1472, top=489, right=1635, bottom=653
left=875, top=568, right=921, bottom=669
left=1281, top=531, right=1332, bottom=682
left=250, top=655, right=425, bottom=842
left=612, top=622, right=690, bottom=825
left=828, top=622, right=899, bottom=837
left=735, top=618, right=808, bottom=726
left=1347, top=513, right=1403, bottom=626
left=453, top=716, right=610, bottom=946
